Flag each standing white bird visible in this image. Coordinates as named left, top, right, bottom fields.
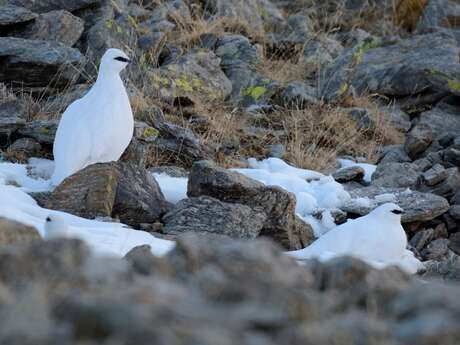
left=44, top=214, right=72, bottom=239
left=51, top=48, right=134, bottom=185
left=286, top=203, right=424, bottom=273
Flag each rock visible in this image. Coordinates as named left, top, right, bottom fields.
left=421, top=164, right=448, bottom=186
left=275, top=81, right=318, bottom=108
left=147, top=51, right=232, bottom=106
left=163, top=196, right=266, bottom=239
left=333, top=166, right=365, bottom=183
left=0, top=217, right=41, bottom=245
left=215, top=35, right=278, bottom=106
left=0, top=4, right=37, bottom=26
left=378, top=145, right=412, bottom=164
left=372, top=162, right=420, bottom=188
left=13, top=10, right=84, bottom=47
left=187, top=160, right=314, bottom=249
left=419, top=167, right=460, bottom=199
left=153, top=121, right=211, bottom=166
left=320, top=33, right=460, bottom=101
left=417, top=0, right=458, bottom=33
left=112, top=162, right=170, bottom=227
left=380, top=104, right=412, bottom=133
left=0, top=115, right=26, bottom=140
left=0, top=37, right=84, bottom=87
left=17, top=119, right=58, bottom=144
left=421, top=238, right=450, bottom=261
left=448, top=205, right=460, bottom=220
left=409, top=228, right=436, bottom=252
left=47, top=162, right=169, bottom=226
left=443, top=147, right=460, bottom=167
left=8, top=0, right=101, bottom=13
left=422, top=251, right=460, bottom=281
left=268, top=144, right=285, bottom=158
left=404, top=124, right=434, bottom=159
left=300, top=35, right=344, bottom=67
left=47, top=163, right=119, bottom=219
left=449, top=232, right=460, bottom=255
left=202, top=0, right=284, bottom=33
left=6, top=138, right=42, bottom=160
left=416, top=98, right=460, bottom=139
left=342, top=186, right=450, bottom=223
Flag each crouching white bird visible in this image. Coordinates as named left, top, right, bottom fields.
left=44, top=214, right=72, bottom=239
left=286, top=203, right=424, bottom=274
left=51, top=48, right=134, bottom=186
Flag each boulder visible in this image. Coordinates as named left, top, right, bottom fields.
left=47, top=162, right=169, bottom=226
left=17, top=119, right=58, bottom=144
left=0, top=217, right=41, bottom=245
left=275, top=81, right=318, bottom=108
left=333, top=166, right=365, bottom=183
left=342, top=186, right=450, bottom=223
left=13, top=10, right=84, bottom=46
left=419, top=167, right=460, bottom=199
left=372, top=162, right=420, bottom=188
left=415, top=98, right=460, bottom=140
left=0, top=4, right=37, bottom=26
left=404, top=124, right=434, bottom=159
left=163, top=196, right=267, bottom=239
left=378, top=145, right=412, bottom=164
left=147, top=51, right=232, bottom=106
left=8, top=0, right=101, bottom=13
left=421, top=164, right=448, bottom=186
left=320, top=33, right=460, bottom=101
left=187, top=160, right=314, bottom=249
left=0, top=37, right=84, bottom=87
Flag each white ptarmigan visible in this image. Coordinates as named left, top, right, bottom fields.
left=286, top=203, right=424, bottom=274
left=51, top=48, right=134, bottom=186
left=44, top=214, right=71, bottom=239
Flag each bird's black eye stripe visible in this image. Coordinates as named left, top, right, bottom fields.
left=114, top=56, right=130, bottom=62
left=391, top=209, right=404, bottom=214
left=46, top=217, right=51, bottom=222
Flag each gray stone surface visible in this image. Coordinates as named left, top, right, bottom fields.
left=0, top=4, right=37, bottom=25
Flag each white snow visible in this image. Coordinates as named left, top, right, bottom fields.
left=338, top=158, right=376, bottom=183
left=152, top=173, right=188, bottom=204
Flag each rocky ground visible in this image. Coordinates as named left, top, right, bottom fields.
left=0, top=0, right=460, bottom=343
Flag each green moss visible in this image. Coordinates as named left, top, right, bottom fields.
left=127, top=15, right=138, bottom=28
left=352, top=38, right=381, bottom=63
left=191, top=77, right=203, bottom=88
left=151, top=74, right=170, bottom=86
left=337, top=83, right=349, bottom=96
left=176, top=76, right=194, bottom=92
left=41, top=127, right=50, bottom=134
left=105, top=19, right=113, bottom=29
left=447, top=79, right=460, bottom=92
left=142, top=127, right=159, bottom=139
left=244, top=86, right=267, bottom=101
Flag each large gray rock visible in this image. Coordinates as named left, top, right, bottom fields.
left=163, top=196, right=266, bottom=239
left=0, top=4, right=37, bottom=25
left=0, top=37, right=84, bottom=87
left=47, top=162, right=169, bottom=226
left=187, top=160, right=314, bottom=249
left=416, top=98, right=460, bottom=139
left=17, top=119, right=58, bottom=144
left=320, top=33, right=460, bottom=101
left=342, top=186, right=450, bottom=223
left=148, top=51, right=232, bottom=106
left=372, top=162, right=420, bottom=188
left=13, top=10, right=84, bottom=46
left=333, top=166, right=365, bottom=183
left=419, top=167, right=460, bottom=199
left=404, top=124, right=434, bottom=159
left=8, top=0, right=101, bottom=12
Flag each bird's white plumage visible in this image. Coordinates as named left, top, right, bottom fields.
left=286, top=203, right=424, bottom=274
left=51, top=48, right=134, bottom=185
left=44, top=214, right=71, bottom=239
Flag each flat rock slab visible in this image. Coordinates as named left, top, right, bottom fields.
left=0, top=37, right=84, bottom=87
left=163, top=196, right=267, bottom=239
left=321, top=33, right=460, bottom=101
left=8, top=0, right=101, bottom=13
left=0, top=4, right=37, bottom=25
left=342, top=186, right=450, bottom=223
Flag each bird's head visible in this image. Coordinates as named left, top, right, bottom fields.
left=371, top=202, right=405, bottom=220
left=99, top=48, right=131, bottom=74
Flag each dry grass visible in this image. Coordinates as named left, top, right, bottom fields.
left=258, top=99, right=402, bottom=171
left=394, top=0, right=428, bottom=31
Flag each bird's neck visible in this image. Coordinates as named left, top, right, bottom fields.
left=94, top=68, right=123, bottom=90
